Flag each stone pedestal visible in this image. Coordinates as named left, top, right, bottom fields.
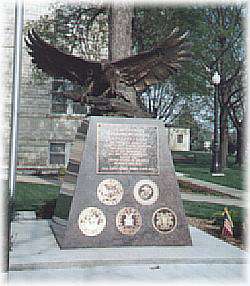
left=51, top=116, right=192, bottom=248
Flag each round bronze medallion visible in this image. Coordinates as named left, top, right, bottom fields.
left=78, top=207, right=106, bottom=236
left=116, top=207, right=142, bottom=235
left=152, top=207, right=177, bottom=233
left=97, top=179, right=124, bottom=206
left=134, top=180, right=159, bottom=205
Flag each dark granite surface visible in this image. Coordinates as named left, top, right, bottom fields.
left=60, top=117, right=192, bottom=248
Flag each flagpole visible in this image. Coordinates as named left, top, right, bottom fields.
left=6, top=0, right=24, bottom=272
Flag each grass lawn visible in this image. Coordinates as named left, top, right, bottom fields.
left=183, top=201, right=244, bottom=222
left=14, top=182, right=244, bottom=224
left=173, top=151, right=244, bottom=190
left=15, top=182, right=60, bottom=211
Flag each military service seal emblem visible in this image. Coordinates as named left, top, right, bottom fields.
left=152, top=207, right=177, bottom=233
left=134, top=179, right=159, bottom=205
left=78, top=207, right=106, bottom=236
left=116, top=207, right=142, bottom=235
left=97, top=179, right=124, bottom=205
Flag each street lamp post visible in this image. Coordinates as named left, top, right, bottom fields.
left=211, top=71, right=223, bottom=175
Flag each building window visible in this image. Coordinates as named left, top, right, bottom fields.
left=177, top=134, right=184, bottom=144
left=52, top=78, right=65, bottom=92
left=50, top=143, right=65, bottom=165
left=51, top=94, right=67, bottom=114
left=73, top=103, right=90, bottom=114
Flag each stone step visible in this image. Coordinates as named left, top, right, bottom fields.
left=60, top=182, right=76, bottom=194
left=75, top=133, right=86, bottom=140
left=69, top=142, right=85, bottom=162
left=76, top=121, right=89, bottom=134
left=14, top=211, right=36, bottom=221
left=63, top=171, right=78, bottom=184
left=67, top=161, right=80, bottom=174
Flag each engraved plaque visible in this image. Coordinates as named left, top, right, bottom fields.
left=97, top=123, right=159, bottom=174
left=116, top=207, right=142, bottom=235
left=97, top=178, right=124, bottom=205
left=134, top=179, right=159, bottom=205
left=152, top=207, right=177, bottom=234
left=78, top=207, right=106, bottom=236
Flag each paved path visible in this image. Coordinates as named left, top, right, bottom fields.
left=176, top=172, right=244, bottom=199
left=16, top=175, right=60, bottom=186
left=180, top=193, right=245, bottom=208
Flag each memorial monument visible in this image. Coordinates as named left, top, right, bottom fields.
left=25, top=5, right=192, bottom=248
left=53, top=116, right=192, bottom=248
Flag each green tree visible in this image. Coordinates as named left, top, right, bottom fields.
left=136, top=81, right=186, bottom=122
left=133, top=5, right=245, bottom=168
left=25, top=2, right=108, bottom=84
left=200, top=6, right=245, bottom=169
left=227, top=71, right=245, bottom=166
left=26, top=4, right=245, bottom=162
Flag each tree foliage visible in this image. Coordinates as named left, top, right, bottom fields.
left=132, top=7, right=214, bottom=124
left=137, top=81, right=185, bottom=121
left=25, top=3, right=245, bottom=157
left=133, top=5, right=245, bottom=158
left=25, top=2, right=108, bottom=85
left=25, top=2, right=108, bottom=57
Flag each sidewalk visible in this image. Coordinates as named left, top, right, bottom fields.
left=176, top=172, right=244, bottom=199
left=180, top=193, right=245, bottom=208
left=16, top=175, right=60, bottom=186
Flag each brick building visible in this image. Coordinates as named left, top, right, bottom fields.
left=0, top=1, right=190, bottom=179
left=1, top=1, right=108, bottom=176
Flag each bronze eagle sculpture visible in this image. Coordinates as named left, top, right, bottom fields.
left=25, top=28, right=191, bottom=116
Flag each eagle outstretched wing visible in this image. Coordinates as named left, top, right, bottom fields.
left=25, top=28, right=191, bottom=97
left=112, top=28, right=192, bottom=92
left=25, top=29, right=104, bottom=88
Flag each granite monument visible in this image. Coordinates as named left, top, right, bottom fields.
left=51, top=116, right=192, bottom=248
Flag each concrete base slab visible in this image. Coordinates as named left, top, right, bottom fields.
left=9, top=264, right=247, bottom=284
left=14, top=211, right=36, bottom=221
left=10, top=220, right=247, bottom=274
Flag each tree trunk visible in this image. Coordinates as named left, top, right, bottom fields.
left=108, top=4, right=138, bottom=107
left=218, top=55, right=228, bottom=170
left=108, top=4, right=133, bottom=62
left=236, top=122, right=243, bottom=166
left=219, top=97, right=228, bottom=169
left=107, top=3, right=149, bottom=118
left=91, top=4, right=150, bottom=118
